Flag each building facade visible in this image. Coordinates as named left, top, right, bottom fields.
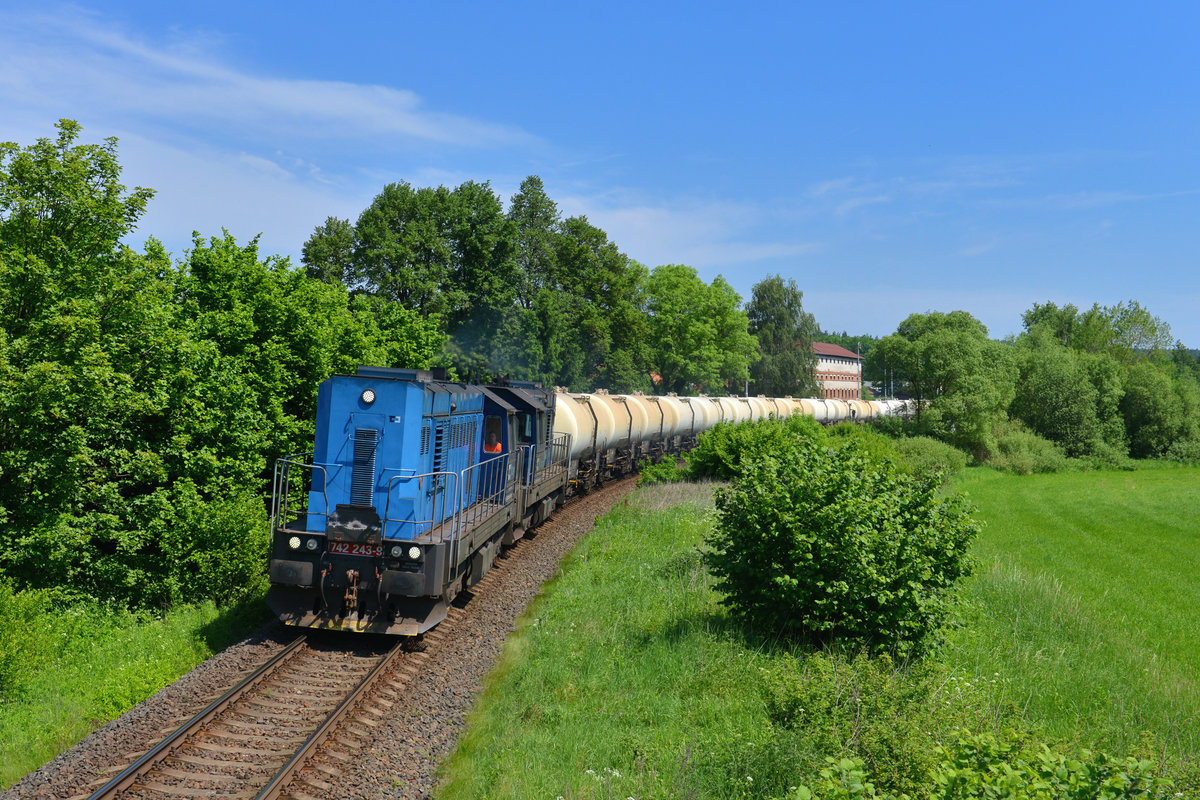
left=812, top=342, right=862, bottom=400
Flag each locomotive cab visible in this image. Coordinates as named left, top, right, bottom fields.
left=268, top=367, right=530, bottom=635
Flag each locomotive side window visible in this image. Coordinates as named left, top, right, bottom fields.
left=515, top=413, right=534, bottom=445
left=483, top=415, right=503, bottom=453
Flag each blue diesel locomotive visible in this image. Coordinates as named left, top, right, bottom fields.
left=267, top=367, right=570, bottom=635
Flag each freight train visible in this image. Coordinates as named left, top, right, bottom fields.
left=266, top=367, right=907, bottom=635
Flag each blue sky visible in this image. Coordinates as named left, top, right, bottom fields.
left=3, top=2, right=1198, bottom=344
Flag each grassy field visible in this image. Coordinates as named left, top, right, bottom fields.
left=437, top=464, right=1200, bottom=798
left=0, top=594, right=269, bottom=788
left=947, top=463, right=1200, bottom=764
left=436, top=483, right=1007, bottom=800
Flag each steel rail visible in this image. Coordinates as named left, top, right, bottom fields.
left=254, top=639, right=409, bottom=800
left=85, top=634, right=307, bottom=800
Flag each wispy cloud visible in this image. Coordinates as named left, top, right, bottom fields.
left=557, top=192, right=819, bottom=271
left=0, top=8, right=535, bottom=150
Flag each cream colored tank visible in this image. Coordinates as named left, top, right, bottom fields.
left=848, top=399, right=873, bottom=421
left=746, top=396, right=771, bottom=420
left=763, top=397, right=789, bottom=418
left=804, top=398, right=827, bottom=422
left=622, top=393, right=652, bottom=442
left=701, top=396, right=725, bottom=425
left=825, top=399, right=850, bottom=422
left=868, top=400, right=886, bottom=418
left=672, top=395, right=698, bottom=435
left=715, top=397, right=743, bottom=424
left=553, top=391, right=598, bottom=460
left=792, top=398, right=820, bottom=419
left=588, top=390, right=630, bottom=450
left=645, top=394, right=681, bottom=439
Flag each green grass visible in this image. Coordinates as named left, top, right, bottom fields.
left=946, top=463, right=1200, bottom=768
left=0, top=592, right=269, bottom=788
left=436, top=483, right=1006, bottom=800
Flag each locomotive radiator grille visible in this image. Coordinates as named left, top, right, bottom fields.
left=351, top=428, right=379, bottom=506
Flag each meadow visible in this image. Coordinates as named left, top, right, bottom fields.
left=436, top=464, right=1200, bottom=798
left=946, top=463, right=1200, bottom=762
left=0, top=594, right=268, bottom=788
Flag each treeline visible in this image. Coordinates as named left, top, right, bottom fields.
left=300, top=176, right=796, bottom=395
left=0, top=122, right=824, bottom=612
left=0, top=122, right=442, bottom=609
left=869, top=304, right=1200, bottom=469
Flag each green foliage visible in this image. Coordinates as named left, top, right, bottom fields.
left=685, top=415, right=827, bottom=480
left=985, top=421, right=1071, bottom=474
left=645, top=264, right=759, bottom=394
left=748, top=274, right=820, bottom=397
left=764, top=652, right=958, bottom=793
left=825, top=423, right=904, bottom=467
left=707, top=436, right=979, bottom=653
left=1119, top=361, right=1195, bottom=459
left=892, top=436, right=969, bottom=479
left=1011, top=330, right=1102, bottom=457
left=636, top=457, right=687, bottom=485
left=789, top=732, right=1171, bottom=799
left=0, top=122, right=442, bottom=610
left=873, top=311, right=1016, bottom=458
left=0, top=588, right=269, bottom=788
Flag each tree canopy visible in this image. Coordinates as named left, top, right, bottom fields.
left=746, top=274, right=819, bottom=397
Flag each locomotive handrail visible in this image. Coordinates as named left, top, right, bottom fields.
left=271, top=454, right=329, bottom=534
left=382, top=470, right=459, bottom=538
left=449, top=448, right=523, bottom=579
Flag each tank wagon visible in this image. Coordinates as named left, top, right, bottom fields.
left=266, top=366, right=908, bottom=635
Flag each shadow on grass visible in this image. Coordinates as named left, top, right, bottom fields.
left=195, top=589, right=275, bottom=654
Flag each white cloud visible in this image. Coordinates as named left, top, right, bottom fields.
left=0, top=8, right=535, bottom=149
left=556, top=192, right=819, bottom=270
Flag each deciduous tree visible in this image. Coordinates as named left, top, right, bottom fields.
left=746, top=274, right=819, bottom=398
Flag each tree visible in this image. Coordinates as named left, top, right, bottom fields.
left=0, top=119, right=154, bottom=335
left=1010, top=329, right=1102, bottom=457
left=746, top=275, right=819, bottom=398
left=301, top=216, right=355, bottom=286
left=507, top=175, right=559, bottom=310
left=1022, top=299, right=1174, bottom=361
left=874, top=311, right=1016, bottom=457
left=644, top=264, right=758, bottom=394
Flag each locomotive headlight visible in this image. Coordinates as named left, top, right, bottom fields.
left=288, top=536, right=301, bottom=550
left=306, top=538, right=319, bottom=551
left=390, top=545, right=403, bottom=558
left=361, top=388, right=377, bottom=405
left=408, top=546, right=421, bottom=560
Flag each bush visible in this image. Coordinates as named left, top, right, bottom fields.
left=891, top=436, right=968, bottom=479
left=787, top=731, right=1172, bottom=799
left=706, top=437, right=979, bottom=653
left=826, top=423, right=903, bottom=467
left=636, top=457, right=686, bottom=485
left=1165, top=437, right=1200, bottom=465
left=986, top=422, right=1071, bottom=474
left=685, top=415, right=826, bottom=480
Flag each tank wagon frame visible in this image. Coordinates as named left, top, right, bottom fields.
left=266, top=366, right=909, bottom=636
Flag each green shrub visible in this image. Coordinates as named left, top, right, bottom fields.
left=685, top=415, right=826, bottom=480
left=764, top=652, right=950, bottom=793
left=1165, top=437, right=1200, bottom=465
left=987, top=422, right=1071, bottom=474
left=786, top=731, right=1171, bottom=799
left=826, top=423, right=902, bottom=467
left=636, top=457, right=686, bottom=485
left=706, top=437, right=979, bottom=653
left=892, top=436, right=968, bottom=479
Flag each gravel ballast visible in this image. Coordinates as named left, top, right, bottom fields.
left=4, top=478, right=636, bottom=800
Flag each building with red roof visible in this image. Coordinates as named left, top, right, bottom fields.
left=812, top=342, right=862, bottom=400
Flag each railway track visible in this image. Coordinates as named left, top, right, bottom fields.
left=82, top=629, right=434, bottom=800
left=5, top=478, right=638, bottom=800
